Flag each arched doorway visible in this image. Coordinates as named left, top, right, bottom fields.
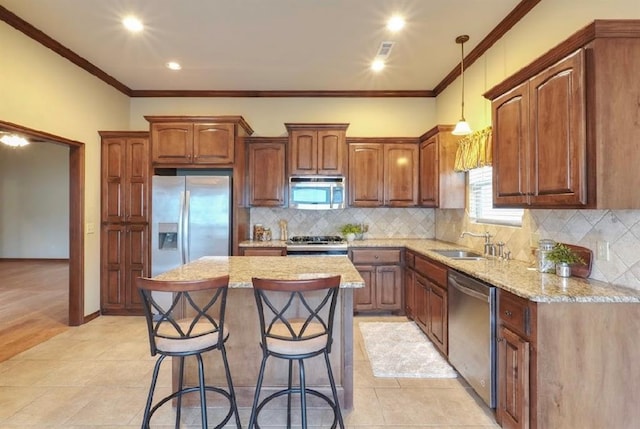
left=0, top=120, right=84, bottom=326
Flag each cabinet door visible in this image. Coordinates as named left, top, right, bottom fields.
left=101, top=224, right=125, bottom=311
left=193, top=123, right=234, bottom=164
left=384, top=144, right=419, bottom=206
left=529, top=49, right=586, bottom=206
left=492, top=81, right=530, bottom=206
left=349, top=144, right=384, bottom=207
left=414, top=274, right=429, bottom=333
left=404, top=267, right=415, bottom=319
left=376, top=265, right=402, bottom=311
left=317, top=129, right=345, bottom=175
left=125, top=136, right=149, bottom=223
left=124, top=224, right=148, bottom=312
left=248, top=143, right=286, bottom=206
left=102, top=138, right=126, bottom=223
left=497, top=326, right=530, bottom=429
left=419, top=136, right=438, bottom=207
left=428, top=282, right=447, bottom=354
left=151, top=122, right=193, bottom=164
left=241, top=247, right=286, bottom=256
left=289, top=129, right=317, bottom=175
left=354, top=265, right=376, bottom=311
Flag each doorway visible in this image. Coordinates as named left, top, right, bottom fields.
left=0, top=119, right=84, bottom=326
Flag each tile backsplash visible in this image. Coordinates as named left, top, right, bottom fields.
left=252, top=206, right=640, bottom=292
left=250, top=207, right=435, bottom=240
left=436, top=208, right=640, bottom=292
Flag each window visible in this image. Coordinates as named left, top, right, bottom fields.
left=468, top=166, right=523, bottom=226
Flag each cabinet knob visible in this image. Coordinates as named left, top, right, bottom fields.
left=504, top=310, right=513, bottom=317
left=375, top=255, right=379, bottom=259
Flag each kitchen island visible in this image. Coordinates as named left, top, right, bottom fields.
left=153, top=255, right=364, bottom=409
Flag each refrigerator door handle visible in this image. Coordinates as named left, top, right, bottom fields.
left=178, top=191, right=186, bottom=264
left=184, top=190, right=191, bottom=263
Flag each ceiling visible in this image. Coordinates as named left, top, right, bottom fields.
left=0, top=0, right=527, bottom=94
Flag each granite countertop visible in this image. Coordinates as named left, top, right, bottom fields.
left=153, top=255, right=364, bottom=289
left=239, top=238, right=640, bottom=303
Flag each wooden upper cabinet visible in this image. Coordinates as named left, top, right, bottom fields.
left=492, top=81, right=530, bottom=206
left=100, top=132, right=149, bottom=223
left=419, top=125, right=465, bottom=208
left=286, top=123, right=348, bottom=175
left=491, top=50, right=586, bottom=208
left=529, top=50, right=586, bottom=206
left=384, top=144, right=419, bottom=206
left=146, top=116, right=253, bottom=166
left=247, top=137, right=286, bottom=207
left=348, top=143, right=384, bottom=206
left=193, top=123, right=235, bottom=164
left=349, top=140, right=418, bottom=207
left=486, top=21, right=640, bottom=209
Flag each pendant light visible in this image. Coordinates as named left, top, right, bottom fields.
left=452, top=34, right=472, bottom=136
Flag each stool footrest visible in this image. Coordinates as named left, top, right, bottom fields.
left=253, top=387, right=341, bottom=429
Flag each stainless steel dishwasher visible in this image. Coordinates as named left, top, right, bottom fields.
left=447, top=270, right=497, bottom=408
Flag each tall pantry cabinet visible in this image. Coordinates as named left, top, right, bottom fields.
left=99, top=131, right=150, bottom=315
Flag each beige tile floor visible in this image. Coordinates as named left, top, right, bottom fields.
left=0, top=315, right=499, bottom=428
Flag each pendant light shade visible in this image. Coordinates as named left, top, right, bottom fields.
left=452, top=34, right=472, bottom=136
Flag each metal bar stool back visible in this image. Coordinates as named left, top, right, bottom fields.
left=249, top=275, right=344, bottom=429
left=137, top=275, right=241, bottom=429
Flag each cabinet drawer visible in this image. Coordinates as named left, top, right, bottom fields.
left=241, top=247, right=286, bottom=256
left=350, top=249, right=402, bottom=265
left=498, top=290, right=531, bottom=338
left=414, top=256, right=448, bottom=286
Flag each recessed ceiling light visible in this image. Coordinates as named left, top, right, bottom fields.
left=387, top=16, right=405, bottom=32
left=166, top=61, right=182, bottom=71
left=122, top=16, right=143, bottom=33
left=371, top=59, right=385, bottom=72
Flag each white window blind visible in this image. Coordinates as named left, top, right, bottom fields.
left=468, top=166, right=523, bottom=226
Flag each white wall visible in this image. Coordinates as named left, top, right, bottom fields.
left=0, top=22, right=130, bottom=315
left=0, top=143, right=69, bottom=258
left=435, top=0, right=640, bottom=291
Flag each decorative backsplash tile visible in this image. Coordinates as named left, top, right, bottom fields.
left=250, top=207, right=435, bottom=240
left=252, top=206, right=640, bottom=292
left=436, top=208, right=640, bottom=292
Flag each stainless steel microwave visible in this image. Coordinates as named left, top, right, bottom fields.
left=289, top=176, right=345, bottom=210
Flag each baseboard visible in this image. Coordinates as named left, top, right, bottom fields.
left=83, top=310, right=100, bottom=324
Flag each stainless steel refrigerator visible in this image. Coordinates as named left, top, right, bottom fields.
left=151, top=174, right=231, bottom=277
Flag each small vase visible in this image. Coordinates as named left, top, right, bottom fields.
left=555, top=262, right=571, bottom=278
left=345, top=233, right=356, bottom=243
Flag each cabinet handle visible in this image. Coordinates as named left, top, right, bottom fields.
left=504, top=310, right=513, bottom=317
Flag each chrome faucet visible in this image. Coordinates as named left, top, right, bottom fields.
left=460, top=231, right=496, bottom=256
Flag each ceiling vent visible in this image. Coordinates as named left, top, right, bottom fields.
left=376, top=41, right=395, bottom=58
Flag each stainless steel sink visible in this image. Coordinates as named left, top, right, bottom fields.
left=429, top=249, right=486, bottom=260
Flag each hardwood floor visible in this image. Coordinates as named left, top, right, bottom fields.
left=0, top=260, right=68, bottom=362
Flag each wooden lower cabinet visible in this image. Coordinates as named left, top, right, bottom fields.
left=350, top=248, right=403, bottom=312
left=410, top=253, right=448, bottom=355
left=240, top=247, right=286, bottom=256
left=497, top=326, right=530, bottom=429
left=100, top=223, right=149, bottom=315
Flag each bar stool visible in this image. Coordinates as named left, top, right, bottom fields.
left=249, top=275, right=344, bottom=429
left=136, top=275, right=241, bottom=429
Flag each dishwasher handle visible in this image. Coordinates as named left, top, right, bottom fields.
left=448, top=273, right=491, bottom=302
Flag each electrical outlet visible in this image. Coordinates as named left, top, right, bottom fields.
left=86, top=222, right=95, bottom=234
left=596, top=240, right=610, bottom=261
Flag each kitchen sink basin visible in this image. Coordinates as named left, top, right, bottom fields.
left=429, top=249, right=486, bottom=260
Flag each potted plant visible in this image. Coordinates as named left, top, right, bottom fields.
left=340, top=223, right=362, bottom=242
left=546, top=243, right=585, bottom=277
